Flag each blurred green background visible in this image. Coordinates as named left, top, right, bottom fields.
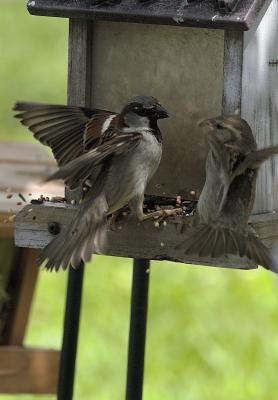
left=1, top=1, right=278, bottom=399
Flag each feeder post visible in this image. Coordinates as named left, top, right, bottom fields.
left=57, top=19, right=93, bottom=400
left=126, top=259, right=150, bottom=400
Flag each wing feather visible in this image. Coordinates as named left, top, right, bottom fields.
left=46, top=130, right=142, bottom=189
left=13, top=102, right=115, bottom=166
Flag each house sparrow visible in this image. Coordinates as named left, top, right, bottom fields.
left=14, top=96, right=168, bottom=271
left=177, top=115, right=278, bottom=273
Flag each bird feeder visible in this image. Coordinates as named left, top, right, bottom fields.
left=14, top=1, right=278, bottom=399
left=16, top=0, right=278, bottom=270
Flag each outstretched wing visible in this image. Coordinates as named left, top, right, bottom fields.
left=13, top=102, right=115, bottom=166
left=46, top=129, right=142, bottom=189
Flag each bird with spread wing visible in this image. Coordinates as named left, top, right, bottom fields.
left=14, top=96, right=168, bottom=271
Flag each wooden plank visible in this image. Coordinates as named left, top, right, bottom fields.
left=0, top=141, right=56, bottom=164
left=14, top=202, right=271, bottom=269
left=242, top=0, right=278, bottom=213
left=27, top=0, right=269, bottom=31
left=0, top=346, right=59, bottom=394
left=0, top=239, right=17, bottom=340
left=91, top=22, right=224, bottom=200
left=4, top=248, right=39, bottom=345
left=68, top=19, right=93, bottom=108
left=222, top=29, right=244, bottom=114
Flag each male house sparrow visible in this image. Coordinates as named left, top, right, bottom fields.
left=178, top=115, right=278, bottom=273
left=14, top=96, right=168, bottom=271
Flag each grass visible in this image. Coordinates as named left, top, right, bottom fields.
left=1, top=2, right=278, bottom=399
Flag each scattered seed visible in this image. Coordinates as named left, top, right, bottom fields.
left=118, top=226, right=122, bottom=230
left=18, top=193, right=27, bottom=202
left=146, top=269, right=150, bottom=274
left=28, top=193, right=32, bottom=196
left=6, top=193, right=13, bottom=199
left=8, top=215, right=16, bottom=222
left=82, top=187, right=88, bottom=191
left=163, top=221, right=167, bottom=227
left=160, top=241, right=165, bottom=247
left=122, top=211, right=127, bottom=216
left=16, top=202, right=22, bottom=206
left=28, top=208, right=33, bottom=212
left=71, top=199, right=76, bottom=205
left=190, top=190, right=196, bottom=196
left=154, top=221, right=160, bottom=228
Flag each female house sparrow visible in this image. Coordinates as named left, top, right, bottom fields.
left=178, top=115, right=278, bottom=273
left=14, top=96, right=168, bottom=271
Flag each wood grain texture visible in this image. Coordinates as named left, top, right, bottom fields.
left=242, top=0, right=278, bottom=213
left=222, top=29, right=244, bottom=114
left=68, top=19, right=93, bottom=108
left=91, top=22, right=224, bottom=200
left=16, top=202, right=278, bottom=270
left=67, top=19, right=94, bottom=202
left=4, top=248, right=39, bottom=345
left=27, top=0, right=269, bottom=31
left=0, top=346, right=59, bottom=394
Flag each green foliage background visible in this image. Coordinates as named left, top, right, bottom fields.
left=1, top=2, right=278, bottom=399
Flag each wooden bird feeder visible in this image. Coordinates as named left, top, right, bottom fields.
left=13, top=1, right=278, bottom=399
left=16, top=0, right=278, bottom=270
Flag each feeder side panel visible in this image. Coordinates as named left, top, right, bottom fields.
left=90, top=22, right=224, bottom=200
left=242, top=0, right=278, bottom=213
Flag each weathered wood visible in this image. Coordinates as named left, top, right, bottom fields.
left=4, top=248, right=39, bottom=345
left=68, top=19, right=93, bottom=108
left=0, top=141, right=63, bottom=216
left=56, top=18, right=93, bottom=400
left=242, top=0, right=278, bottom=213
left=91, top=22, right=224, bottom=200
left=222, top=30, right=244, bottom=114
left=0, top=346, right=59, bottom=394
left=27, top=0, right=269, bottom=31
left=0, top=239, right=17, bottom=341
left=17, top=202, right=278, bottom=269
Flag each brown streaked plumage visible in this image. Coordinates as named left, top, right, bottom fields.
left=177, top=115, right=278, bottom=273
left=14, top=96, right=168, bottom=271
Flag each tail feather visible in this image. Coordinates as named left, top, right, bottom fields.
left=38, top=194, right=108, bottom=271
left=177, top=224, right=278, bottom=273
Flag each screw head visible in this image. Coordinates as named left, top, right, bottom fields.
left=48, top=222, right=60, bottom=235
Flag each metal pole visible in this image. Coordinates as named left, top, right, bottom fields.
left=57, top=262, right=84, bottom=400
left=126, top=259, right=150, bottom=400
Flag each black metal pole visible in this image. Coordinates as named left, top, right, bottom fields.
left=57, top=262, right=84, bottom=400
left=126, top=259, right=150, bottom=400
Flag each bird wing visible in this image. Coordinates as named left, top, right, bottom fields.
left=230, top=145, right=278, bottom=180
left=46, top=129, right=142, bottom=189
left=13, top=102, right=115, bottom=166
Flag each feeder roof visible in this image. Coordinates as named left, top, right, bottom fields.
left=27, top=0, right=269, bottom=31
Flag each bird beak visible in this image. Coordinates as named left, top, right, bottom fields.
left=198, top=118, right=215, bottom=129
left=197, top=118, right=215, bottom=132
left=155, top=105, right=169, bottom=119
